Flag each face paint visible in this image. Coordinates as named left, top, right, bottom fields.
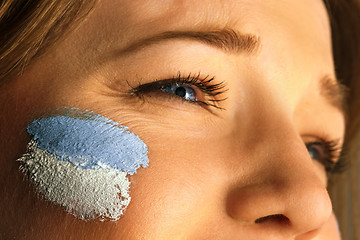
left=18, top=108, right=149, bottom=221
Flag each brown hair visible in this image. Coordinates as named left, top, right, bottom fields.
left=0, top=0, right=97, bottom=85
left=1, top=0, right=360, bottom=239
left=325, top=0, right=360, bottom=138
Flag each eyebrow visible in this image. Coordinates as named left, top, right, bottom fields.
left=119, top=29, right=260, bottom=55
left=320, top=76, right=348, bottom=115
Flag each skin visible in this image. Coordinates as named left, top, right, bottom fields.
left=0, top=0, right=345, bottom=239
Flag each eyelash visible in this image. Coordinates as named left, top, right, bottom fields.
left=129, top=72, right=227, bottom=109
left=305, top=139, right=347, bottom=175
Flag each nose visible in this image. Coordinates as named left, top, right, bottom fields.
left=226, top=130, right=333, bottom=239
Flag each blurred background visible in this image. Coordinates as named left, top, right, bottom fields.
left=330, top=130, right=360, bottom=240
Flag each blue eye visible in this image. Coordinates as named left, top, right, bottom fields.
left=306, top=144, right=321, bottom=160
left=305, top=141, right=344, bottom=174
left=162, top=84, right=197, bottom=101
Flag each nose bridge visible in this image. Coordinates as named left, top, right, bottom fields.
left=226, top=114, right=333, bottom=237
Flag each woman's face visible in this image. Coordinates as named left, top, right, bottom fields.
left=0, top=0, right=345, bottom=239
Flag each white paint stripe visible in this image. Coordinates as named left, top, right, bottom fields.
left=18, top=140, right=131, bottom=221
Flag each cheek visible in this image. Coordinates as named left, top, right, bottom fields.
left=17, top=108, right=149, bottom=221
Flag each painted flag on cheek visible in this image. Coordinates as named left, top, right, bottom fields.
left=18, top=108, right=149, bottom=221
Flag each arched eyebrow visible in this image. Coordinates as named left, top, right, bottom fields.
left=119, top=29, right=260, bottom=55
left=320, top=76, right=348, bottom=116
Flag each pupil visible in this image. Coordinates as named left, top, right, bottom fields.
left=175, top=87, right=186, bottom=98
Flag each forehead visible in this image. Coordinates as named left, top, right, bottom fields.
left=87, top=0, right=331, bottom=41
left=80, top=0, right=334, bottom=79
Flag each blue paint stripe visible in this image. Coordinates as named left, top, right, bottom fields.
left=27, top=109, right=149, bottom=175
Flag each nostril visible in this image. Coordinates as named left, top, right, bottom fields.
left=255, top=214, right=290, bottom=225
